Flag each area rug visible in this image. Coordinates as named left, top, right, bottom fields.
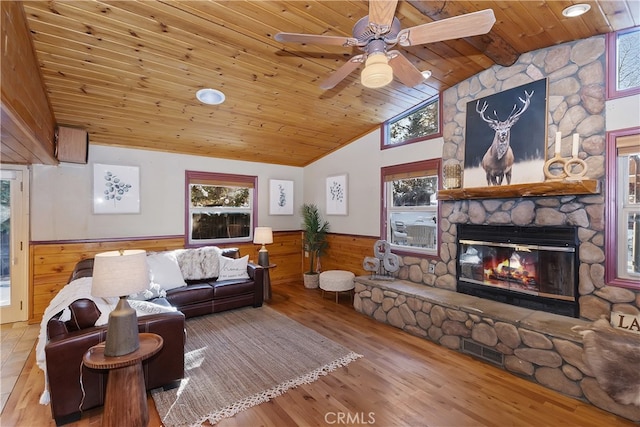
left=151, top=306, right=362, bottom=427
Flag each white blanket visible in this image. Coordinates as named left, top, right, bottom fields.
left=36, top=277, right=176, bottom=404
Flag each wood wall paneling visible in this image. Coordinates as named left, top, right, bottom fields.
left=322, top=234, right=379, bottom=277
left=29, top=232, right=307, bottom=323
left=29, top=231, right=376, bottom=322
left=30, top=237, right=186, bottom=322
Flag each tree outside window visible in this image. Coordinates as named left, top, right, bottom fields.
left=382, top=96, right=440, bottom=148
left=616, top=28, right=640, bottom=91
left=607, top=26, right=640, bottom=99
left=186, top=171, right=256, bottom=246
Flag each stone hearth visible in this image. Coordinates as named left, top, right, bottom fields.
left=354, top=277, right=640, bottom=422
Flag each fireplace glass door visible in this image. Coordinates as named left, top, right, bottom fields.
left=458, top=240, right=575, bottom=301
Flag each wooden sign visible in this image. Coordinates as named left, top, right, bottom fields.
left=610, top=311, right=640, bottom=335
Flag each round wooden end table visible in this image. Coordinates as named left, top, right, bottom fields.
left=83, top=333, right=163, bottom=427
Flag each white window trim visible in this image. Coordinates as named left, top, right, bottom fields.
left=381, top=159, right=441, bottom=258
left=617, top=156, right=640, bottom=280
left=387, top=190, right=438, bottom=256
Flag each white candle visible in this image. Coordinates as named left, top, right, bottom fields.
left=572, top=133, right=579, bottom=157
left=555, top=132, right=561, bottom=155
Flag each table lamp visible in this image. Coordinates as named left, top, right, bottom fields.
left=91, top=249, right=149, bottom=357
left=253, top=227, right=273, bottom=267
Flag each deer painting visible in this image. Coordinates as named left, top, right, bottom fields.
left=476, top=90, right=534, bottom=186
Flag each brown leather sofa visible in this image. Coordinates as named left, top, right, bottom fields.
left=70, top=248, right=264, bottom=318
left=44, top=248, right=264, bottom=425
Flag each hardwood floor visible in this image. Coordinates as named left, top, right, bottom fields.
left=1, top=281, right=632, bottom=427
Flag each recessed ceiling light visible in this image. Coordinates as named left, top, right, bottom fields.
left=196, top=88, right=225, bottom=105
left=562, top=4, right=591, bottom=17
left=421, top=70, right=432, bottom=80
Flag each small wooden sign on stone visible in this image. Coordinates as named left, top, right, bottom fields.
left=610, top=311, right=640, bottom=335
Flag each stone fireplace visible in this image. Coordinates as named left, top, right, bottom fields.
left=456, top=224, right=579, bottom=318
left=355, top=35, right=640, bottom=422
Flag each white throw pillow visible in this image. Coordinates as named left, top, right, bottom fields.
left=147, top=251, right=187, bottom=290
left=217, top=255, right=250, bottom=280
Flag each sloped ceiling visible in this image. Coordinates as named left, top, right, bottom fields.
left=2, top=1, right=638, bottom=166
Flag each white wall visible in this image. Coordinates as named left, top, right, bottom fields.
left=30, top=94, right=634, bottom=242
left=303, top=130, right=444, bottom=236
left=31, top=145, right=303, bottom=240
left=606, top=94, right=640, bottom=130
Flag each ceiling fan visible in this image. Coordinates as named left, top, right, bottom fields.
left=274, top=0, right=496, bottom=90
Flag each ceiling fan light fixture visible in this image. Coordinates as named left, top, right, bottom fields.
left=196, top=88, right=225, bottom=105
left=562, top=4, right=591, bottom=17
left=361, top=54, right=393, bottom=88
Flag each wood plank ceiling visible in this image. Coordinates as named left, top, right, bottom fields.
left=6, top=1, right=640, bottom=166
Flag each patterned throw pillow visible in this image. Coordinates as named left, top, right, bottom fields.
left=175, top=246, right=222, bottom=280
left=217, top=255, right=250, bottom=280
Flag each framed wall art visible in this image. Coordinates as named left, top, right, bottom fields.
left=463, top=78, right=548, bottom=188
left=93, top=164, right=140, bottom=214
left=326, top=174, right=348, bottom=215
left=269, top=179, right=294, bottom=215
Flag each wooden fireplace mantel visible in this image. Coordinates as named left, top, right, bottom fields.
left=437, top=179, right=599, bottom=201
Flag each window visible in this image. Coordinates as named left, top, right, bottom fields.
left=605, top=128, right=640, bottom=289
left=185, top=171, right=257, bottom=246
left=607, top=27, right=640, bottom=99
left=381, top=159, right=441, bottom=256
left=382, top=95, right=441, bottom=148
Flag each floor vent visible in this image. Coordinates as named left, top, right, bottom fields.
left=461, top=338, right=504, bottom=366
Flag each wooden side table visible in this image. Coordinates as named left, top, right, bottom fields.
left=262, top=263, right=277, bottom=301
left=83, top=333, right=163, bottom=427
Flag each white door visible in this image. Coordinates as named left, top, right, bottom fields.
left=0, top=167, right=29, bottom=323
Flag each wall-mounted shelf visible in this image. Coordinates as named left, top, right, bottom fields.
left=437, top=180, right=599, bottom=201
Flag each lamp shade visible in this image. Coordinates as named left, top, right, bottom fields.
left=253, top=227, right=273, bottom=245
left=91, top=250, right=148, bottom=298
left=361, top=54, right=393, bottom=88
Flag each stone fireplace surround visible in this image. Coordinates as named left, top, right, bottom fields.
left=355, top=35, right=640, bottom=421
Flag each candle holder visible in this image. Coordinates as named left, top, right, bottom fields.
left=563, top=156, right=588, bottom=180
left=543, top=153, right=567, bottom=181
left=443, top=163, right=462, bottom=189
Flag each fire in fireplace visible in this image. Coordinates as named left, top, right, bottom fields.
left=456, top=224, right=579, bottom=318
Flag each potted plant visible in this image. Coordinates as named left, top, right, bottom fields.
left=301, top=203, right=329, bottom=288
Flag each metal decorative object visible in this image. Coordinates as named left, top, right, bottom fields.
left=363, top=240, right=400, bottom=280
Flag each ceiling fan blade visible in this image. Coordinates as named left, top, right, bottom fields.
left=320, top=54, right=365, bottom=89
left=396, top=9, right=496, bottom=46
left=368, top=0, right=399, bottom=34
left=387, top=51, right=425, bottom=87
left=274, top=32, right=358, bottom=47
